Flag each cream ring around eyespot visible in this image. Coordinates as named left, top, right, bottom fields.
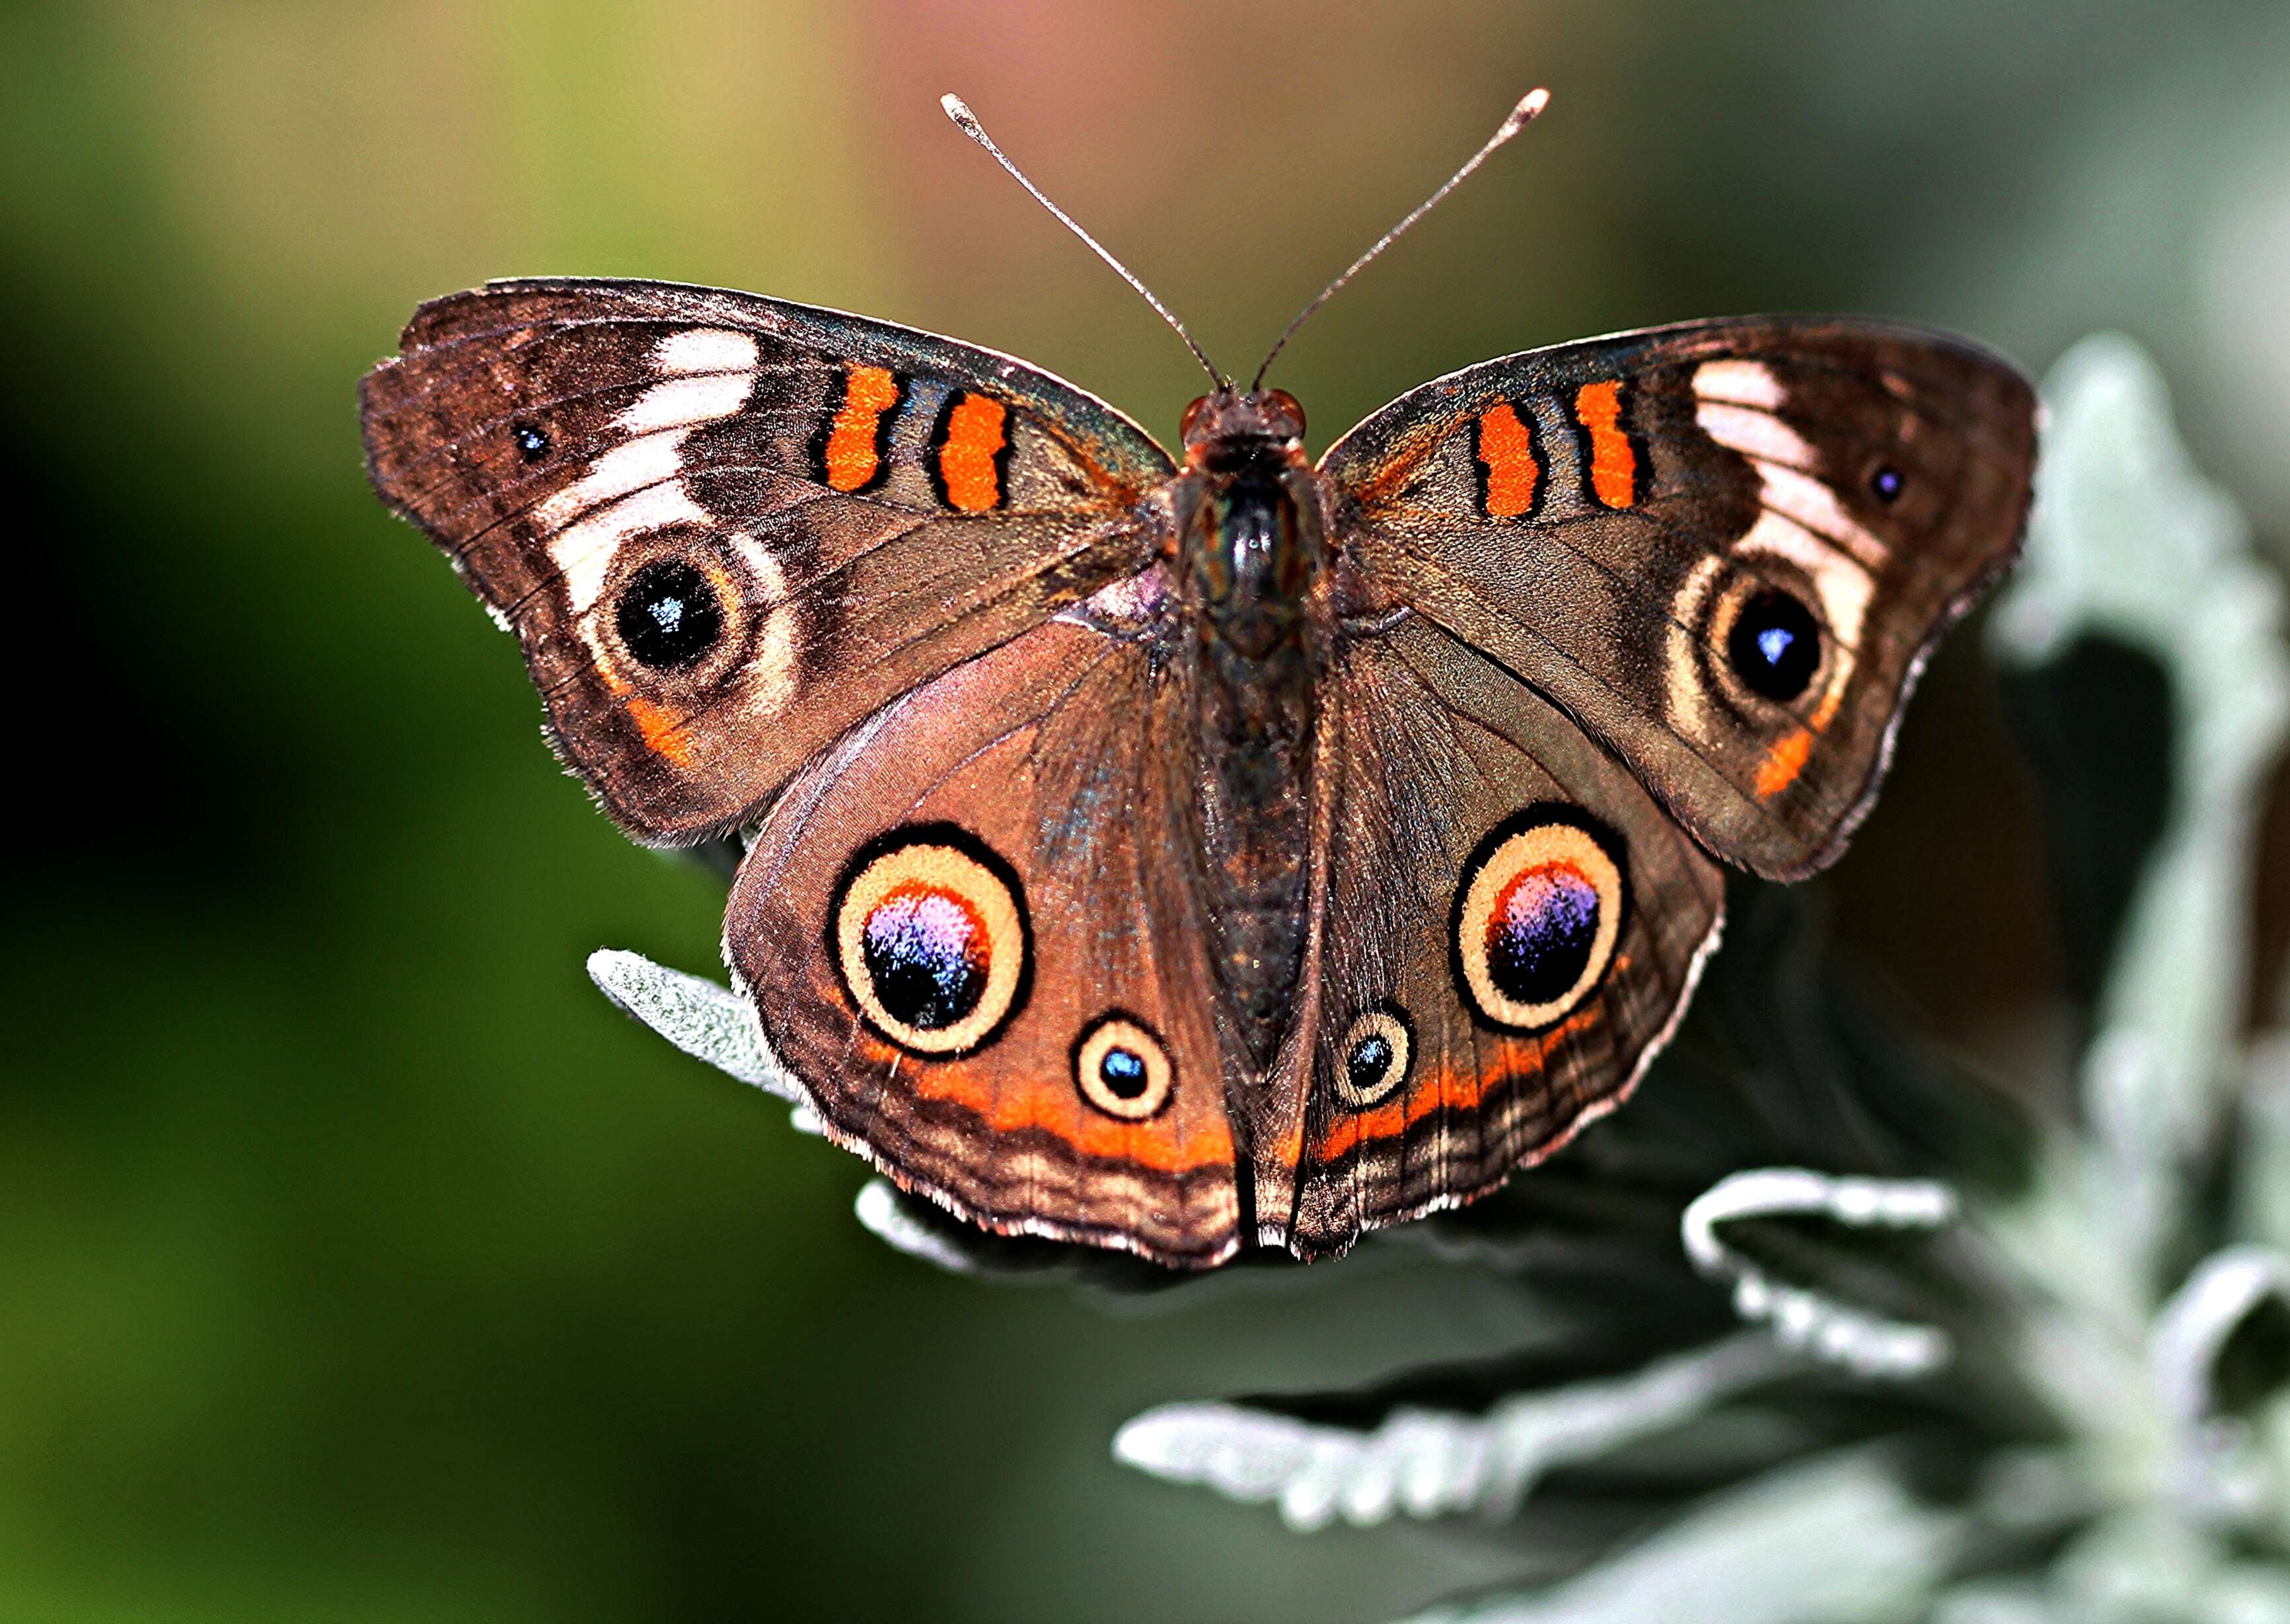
left=1074, top=1014, right=1174, bottom=1121
left=1335, top=1008, right=1413, bottom=1109
left=1454, top=816, right=1626, bottom=1031
left=832, top=832, right=1028, bottom=1057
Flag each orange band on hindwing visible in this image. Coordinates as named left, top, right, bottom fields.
left=931, top=392, right=1010, bottom=512
left=1309, top=986, right=1621, bottom=1163
left=1473, top=401, right=1541, bottom=518
left=816, top=364, right=901, bottom=492
left=1572, top=380, right=1639, bottom=509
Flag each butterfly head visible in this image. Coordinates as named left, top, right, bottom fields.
left=1179, top=388, right=1308, bottom=472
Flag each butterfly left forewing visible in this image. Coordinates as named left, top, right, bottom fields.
left=1318, top=317, right=2036, bottom=880
left=724, top=584, right=1247, bottom=1267
left=361, top=277, right=1175, bottom=844
left=1279, top=613, right=1726, bottom=1258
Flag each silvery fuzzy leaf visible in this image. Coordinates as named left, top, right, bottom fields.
left=1115, top=1333, right=1796, bottom=1533
left=1681, top=1169, right=1960, bottom=1378
left=2239, top=1033, right=2290, bottom=1257
left=585, top=948, right=798, bottom=1103
left=1990, top=335, right=2290, bottom=1212
left=2148, top=1245, right=2290, bottom=1529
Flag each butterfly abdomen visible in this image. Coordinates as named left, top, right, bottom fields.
left=1177, top=444, right=1327, bottom=1069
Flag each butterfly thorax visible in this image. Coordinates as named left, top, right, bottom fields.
left=1174, top=392, right=1327, bottom=1070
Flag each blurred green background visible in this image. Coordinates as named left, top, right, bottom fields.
left=4, top=2, right=2287, bottom=1619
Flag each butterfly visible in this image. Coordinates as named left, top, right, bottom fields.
left=359, top=91, right=2036, bottom=1267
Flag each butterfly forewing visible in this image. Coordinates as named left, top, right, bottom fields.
left=1318, top=316, right=2037, bottom=880
left=360, top=278, right=1176, bottom=843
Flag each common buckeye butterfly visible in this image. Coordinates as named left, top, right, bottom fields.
left=359, top=91, right=2036, bottom=1267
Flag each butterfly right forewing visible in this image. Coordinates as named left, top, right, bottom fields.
left=1318, top=317, right=2036, bottom=881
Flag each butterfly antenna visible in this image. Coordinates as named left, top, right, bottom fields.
left=942, top=93, right=1229, bottom=391
left=1250, top=88, right=1549, bottom=392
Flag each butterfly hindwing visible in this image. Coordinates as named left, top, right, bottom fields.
left=1281, top=614, right=1727, bottom=1257
left=1317, top=317, right=2037, bottom=880
left=361, top=278, right=1175, bottom=843
left=723, top=583, right=1247, bottom=1267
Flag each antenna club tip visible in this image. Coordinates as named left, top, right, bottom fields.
left=940, top=92, right=975, bottom=125
left=1503, top=87, right=1551, bottom=134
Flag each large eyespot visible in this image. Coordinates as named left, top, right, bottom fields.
left=1335, top=1007, right=1413, bottom=1109
left=1724, top=588, right=1822, bottom=703
left=1452, top=809, right=1627, bottom=1031
left=831, top=827, right=1030, bottom=1056
left=1073, top=1013, right=1174, bottom=1121
left=616, top=558, right=725, bottom=671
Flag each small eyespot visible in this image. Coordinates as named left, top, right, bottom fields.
left=1724, top=589, right=1822, bottom=702
left=615, top=559, right=724, bottom=670
left=1335, top=1008, right=1413, bottom=1109
left=1870, top=463, right=1903, bottom=503
left=1074, top=1014, right=1174, bottom=1121
left=1453, top=811, right=1627, bottom=1032
left=832, top=829, right=1029, bottom=1057
left=511, top=423, right=550, bottom=462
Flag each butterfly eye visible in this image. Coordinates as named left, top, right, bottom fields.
left=1870, top=463, right=1904, bottom=503
left=614, top=559, right=725, bottom=670
left=1257, top=388, right=1306, bottom=438
left=1074, top=1014, right=1174, bottom=1121
left=1454, top=811, right=1627, bottom=1032
left=1179, top=395, right=1212, bottom=442
left=832, top=828, right=1030, bottom=1057
left=1725, top=589, right=1822, bottom=703
left=1335, top=1008, right=1412, bottom=1108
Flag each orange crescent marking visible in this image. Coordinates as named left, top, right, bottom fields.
left=1573, top=380, right=1638, bottom=508
left=1755, top=726, right=1812, bottom=798
left=855, top=1037, right=1236, bottom=1173
left=1475, top=401, right=1541, bottom=517
left=937, top=393, right=1010, bottom=512
left=823, top=364, right=899, bottom=492
left=624, top=695, right=696, bottom=766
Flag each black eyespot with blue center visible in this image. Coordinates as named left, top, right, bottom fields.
left=511, top=423, right=550, bottom=462
left=1098, top=1046, right=1148, bottom=1100
left=1726, top=589, right=1821, bottom=702
left=615, top=559, right=723, bottom=670
left=1870, top=464, right=1903, bottom=503
left=1074, top=1014, right=1173, bottom=1121
left=1347, top=1033, right=1392, bottom=1094
left=1335, top=1008, right=1413, bottom=1107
